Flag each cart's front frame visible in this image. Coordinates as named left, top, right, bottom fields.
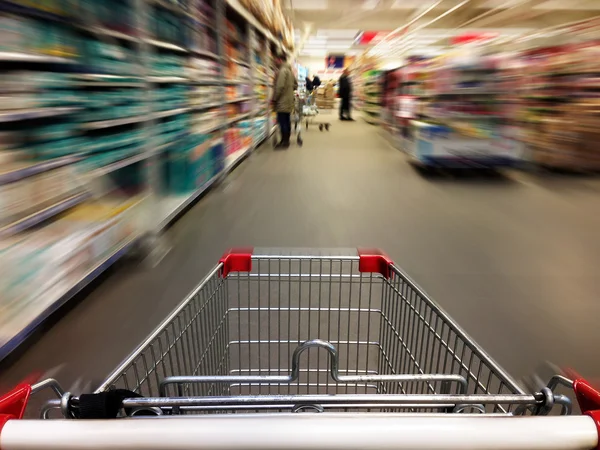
left=1, top=248, right=599, bottom=450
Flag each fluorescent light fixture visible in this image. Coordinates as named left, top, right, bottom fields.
left=291, top=0, right=328, bottom=10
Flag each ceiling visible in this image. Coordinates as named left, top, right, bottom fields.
left=284, top=0, right=600, bottom=57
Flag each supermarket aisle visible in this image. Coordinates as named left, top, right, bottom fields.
left=3, top=118, right=600, bottom=401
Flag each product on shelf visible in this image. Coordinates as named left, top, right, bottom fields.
left=0, top=196, right=143, bottom=349
left=0, top=0, right=288, bottom=361
left=516, top=41, right=600, bottom=171
left=383, top=45, right=524, bottom=168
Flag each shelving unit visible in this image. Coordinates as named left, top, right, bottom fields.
left=361, top=71, right=382, bottom=125
left=515, top=36, right=600, bottom=171
left=379, top=49, right=524, bottom=169
left=0, top=0, right=291, bottom=362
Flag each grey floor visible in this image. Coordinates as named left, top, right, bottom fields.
left=3, top=118, right=600, bottom=402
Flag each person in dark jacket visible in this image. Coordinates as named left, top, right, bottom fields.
left=312, top=75, right=321, bottom=90
left=338, top=69, right=353, bottom=121
left=305, top=76, right=313, bottom=92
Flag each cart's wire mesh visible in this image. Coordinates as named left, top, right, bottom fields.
left=98, top=252, right=530, bottom=414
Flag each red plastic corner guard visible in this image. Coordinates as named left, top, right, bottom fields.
left=357, top=248, right=394, bottom=279
left=0, top=383, right=31, bottom=434
left=574, top=378, right=600, bottom=450
left=219, top=247, right=254, bottom=277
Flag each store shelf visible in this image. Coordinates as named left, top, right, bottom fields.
left=227, top=113, right=252, bottom=125
left=0, top=0, right=289, bottom=362
left=0, top=154, right=82, bottom=185
left=158, top=174, right=220, bottom=230
left=145, top=38, right=188, bottom=53
left=0, top=234, right=140, bottom=362
left=147, top=76, right=189, bottom=83
left=0, top=192, right=89, bottom=238
left=153, top=107, right=192, bottom=119
left=83, top=26, right=140, bottom=42
left=192, top=102, right=222, bottom=111
left=226, top=96, right=253, bottom=103
left=228, top=58, right=250, bottom=67
left=190, top=48, right=220, bottom=60
left=0, top=51, right=76, bottom=64
left=224, top=145, right=252, bottom=173
left=81, top=115, right=147, bottom=130
left=226, top=0, right=290, bottom=56
left=77, top=81, right=144, bottom=88
left=0, top=106, right=80, bottom=123
left=195, top=122, right=224, bottom=134
left=193, top=78, right=223, bottom=85
left=85, top=152, right=151, bottom=178
left=151, top=0, right=194, bottom=19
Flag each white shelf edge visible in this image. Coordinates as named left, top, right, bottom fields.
left=190, top=49, right=220, bottom=60
left=226, top=96, right=253, bottom=104
left=0, top=106, right=80, bottom=123
left=147, top=76, right=189, bottom=83
left=81, top=115, right=147, bottom=130
left=224, top=145, right=252, bottom=173
left=85, top=152, right=150, bottom=178
left=153, top=107, right=192, bottom=119
left=0, top=154, right=82, bottom=185
left=226, top=113, right=252, bottom=125
left=0, top=51, right=75, bottom=64
left=192, top=103, right=222, bottom=111
left=145, top=38, right=188, bottom=53
left=158, top=174, right=220, bottom=230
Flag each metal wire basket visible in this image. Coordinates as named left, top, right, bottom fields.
left=84, top=248, right=565, bottom=416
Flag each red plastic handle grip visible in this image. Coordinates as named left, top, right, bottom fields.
left=573, top=378, right=600, bottom=450
left=219, top=247, right=254, bottom=277
left=357, top=248, right=394, bottom=279
left=0, top=383, right=31, bottom=433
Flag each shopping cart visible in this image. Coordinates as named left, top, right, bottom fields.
left=304, top=91, right=331, bottom=132
left=1, top=248, right=600, bottom=450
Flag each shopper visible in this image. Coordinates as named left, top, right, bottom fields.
left=272, top=54, right=296, bottom=149
left=305, top=75, right=313, bottom=92
left=338, top=69, right=354, bottom=121
left=312, top=74, right=321, bottom=90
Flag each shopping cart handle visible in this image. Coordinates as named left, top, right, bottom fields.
left=218, top=248, right=395, bottom=279
left=357, top=248, right=394, bottom=278
left=219, top=247, right=254, bottom=277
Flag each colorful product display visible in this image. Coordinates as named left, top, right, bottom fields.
left=0, top=0, right=290, bottom=359
left=381, top=47, right=523, bottom=168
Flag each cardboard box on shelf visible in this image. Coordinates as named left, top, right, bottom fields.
left=324, top=82, right=335, bottom=99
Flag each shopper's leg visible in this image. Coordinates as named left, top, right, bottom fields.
left=341, top=97, right=350, bottom=119
left=275, top=112, right=285, bottom=147
left=346, top=97, right=354, bottom=120
left=282, top=113, right=291, bottom=148
left=339, top=98, right=345, bottom=120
